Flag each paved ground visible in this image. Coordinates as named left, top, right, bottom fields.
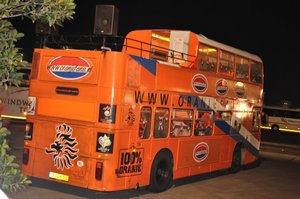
left=6, top=151, right=300, bottom=199
left=3, top=120, right=300, bottom=199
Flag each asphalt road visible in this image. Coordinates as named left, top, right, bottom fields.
left=3, top=120, right=300, bottom=199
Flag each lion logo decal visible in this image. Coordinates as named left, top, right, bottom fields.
left=45, top=123, right=79, bottom=170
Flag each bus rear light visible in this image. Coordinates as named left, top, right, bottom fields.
left=24, top=122, right=33, bottom=140
left=23, top=148, right=29, bottom=165
left=95, top=162, right=103, bottom=180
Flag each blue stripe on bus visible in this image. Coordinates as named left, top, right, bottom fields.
left=130, top=55, right=156, bottom=75
left=180, top=94, right=259, bottom=158
left=215, top=120, right=259, bottom=157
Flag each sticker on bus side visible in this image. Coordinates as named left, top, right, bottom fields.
left=234, top=82, right=246, bottom=98
left=99, top=104, right=117, bottom=124
left=192, top=74, right=208, bottom=94
left=27, top=96, right=36, bottom=115
left=193, top=142, right=209, bottom=162
left=116, top=149, right=144, bottom=177
left=215, top=79, right=228, bottom=96
left=45, top=123, right=79, bottom=170
left=47, top=56, right=92, bottom=80
left=96, top=133, right=114, bottom=153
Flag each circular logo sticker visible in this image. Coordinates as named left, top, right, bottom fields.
left=48, top=56, right=92, bottom=80
left=215, top=79, right=228, bottom=96
left=193, top=142, right=209, bottom=162
left=192, top=74, right=208, bottom=94
left=234, top=82, right=246, bottom=98
left=77, top=160, right=84, bottom=167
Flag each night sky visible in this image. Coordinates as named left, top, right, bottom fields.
left=13, top=0, right=300, bottom=107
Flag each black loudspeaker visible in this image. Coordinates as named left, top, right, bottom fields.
left=93, top=5, right=119, bottom=35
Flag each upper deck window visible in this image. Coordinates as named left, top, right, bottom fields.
left=150, top=31, right=170, bottom=61
left=218, top=50, right=234, bottom=77
left=250, top=61, right=263, bottom=83
left=198, top=44, right=217, bottom=72
left=235, top=56, right=249, bottom=81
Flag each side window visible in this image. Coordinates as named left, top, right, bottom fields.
left=250, top=61, right=263, bottom=83
left=252, top=108, right=261, bottom=131
left=153, top=108, right=169, bottom=138
left=218, top=50, right=234, bottom=77
left=170, top=109, right=193, bottom=137
left=235, top=56, right=249, bottom=81
left=198, top=44, right=217, bottom=72
left=194, top=110, right=213, bottom=136
left=216, top=111, right=232, bottom=122
left=139, top=107, right=152, bottom=139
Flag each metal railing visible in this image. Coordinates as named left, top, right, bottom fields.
left=36, top=34, right=196, bottom=67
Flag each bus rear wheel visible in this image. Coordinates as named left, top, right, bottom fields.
left=229, top=145, right=243, bottom=173
left=148, top=150, right=173, bottom=193
left=271, top=124, right=279, bottom=132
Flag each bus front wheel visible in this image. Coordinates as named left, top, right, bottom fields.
left=148, top=150, right=173, bottom=193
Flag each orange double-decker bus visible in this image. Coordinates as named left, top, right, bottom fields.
left=22, top=29, right=263, bottom=192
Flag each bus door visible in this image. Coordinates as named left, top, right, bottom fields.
left=176, top=109, right=221, bottom=171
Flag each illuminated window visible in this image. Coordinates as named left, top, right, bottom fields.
left=154, top=108, right=169, bottom=138
left=198, top=44, right=217, bottom=72
left=150, top=30, right=170, bottom=61
left=250, top=61, right=262, bottom=83
left=170, top=109, right=193, bottom=137
left=235, top=56, right=249, bottom=81
left=139, top=107, right=152, bottom=139
left=218, top=50, right=234, bottom=77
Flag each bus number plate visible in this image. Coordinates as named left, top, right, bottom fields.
left=49, top=172, right=69, bottom=182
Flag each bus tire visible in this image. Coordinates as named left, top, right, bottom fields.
left=229, top=145, right=243, bottom=173
left=148, top=149, right=173, bottom=193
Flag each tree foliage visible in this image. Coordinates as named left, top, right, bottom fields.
left=0, top=0, right=76, bottom=87
left=0, top=20, right=25, bottom=88
left=0, top=0, right=76, bottom=194
left=0, top=0, right=76, bottom=26
left=0, top=124, right=31, bottom=193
